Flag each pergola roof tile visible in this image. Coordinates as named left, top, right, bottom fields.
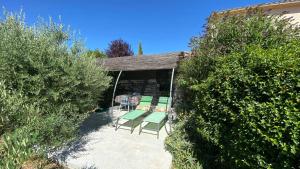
left=98, top=52, right=189, bottom=71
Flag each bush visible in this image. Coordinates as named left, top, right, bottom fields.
left=0, top=82, right=39, bottom=168
left=165, top=121, right=202, bottom=169
left=0, top=11, right=111, bottom=168
left=180, top=10, right=299, bottom=90
left=175, top=10, right=300, bottom=169
left=0, top=82, right=35, bottom=135
left=0, top=128, right=34, bottom=168
left=193, top=43, right=300, bottom=168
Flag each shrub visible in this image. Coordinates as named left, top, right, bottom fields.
left=180, top=10, right=299, bottom=90
left=175, top=10, right=300, bottom=169
left=190, top=9, right=299, bottom=58
left=192, top=43, right=300, bottom=168
left=0, top=128, right=34, bottom=168
left=0, top=11, right=111, bottom=168
left=165, top=121, right=203, bottom=169
left=0, top=82, right=35, bottom=135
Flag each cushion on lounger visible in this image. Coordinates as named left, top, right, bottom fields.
left=136, top=105, right=150, bottom=111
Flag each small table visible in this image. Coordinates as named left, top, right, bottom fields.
left=128, top=95, right=140, bottom=110
left=116, top=95, right=142, bottom=112
left=115, top=95, right=130, bottom=112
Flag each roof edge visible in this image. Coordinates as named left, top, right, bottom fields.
left=214, top=1, right=300, bottom=16
left=98, top=51, right=190, bottom=71
left=118, top=51, right=190, bottom=58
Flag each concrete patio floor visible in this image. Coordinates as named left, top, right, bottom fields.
left=54, top=108, right=172, bottom=169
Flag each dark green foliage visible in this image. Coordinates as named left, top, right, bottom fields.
left=190, top=9, right=299, bottom=58
left=192, top=43, right=300, bottom=168
left=0, top=11, right=111, bottom=168
left=138, top=42, right=143, bottom=56
left=172, top=9, right=300, bottom=169
left=180, top=10, right=300, bottom=90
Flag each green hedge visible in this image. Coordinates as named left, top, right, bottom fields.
left=174, top=10, right=300, bottom=169
left=192, top=43, right=300, bottom=168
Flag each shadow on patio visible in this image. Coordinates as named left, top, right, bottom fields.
left=52, top=107, right=172, bottom=169
left=52, top=109, right=113, bottom=163
left=79, top=109, right=113, bottom=135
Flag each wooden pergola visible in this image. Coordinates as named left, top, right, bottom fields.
left=97, top=52, right=189, bottom=109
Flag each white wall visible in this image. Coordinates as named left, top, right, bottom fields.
left=268, top=6, right=300, bottom=25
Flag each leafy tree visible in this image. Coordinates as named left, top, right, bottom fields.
left=138, top=42, right=143, bottom=56
left=105, top=39, right=134, bottom=57
left=85, top=49, right=106, bottom=58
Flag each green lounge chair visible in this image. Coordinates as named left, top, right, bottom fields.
left=115, top=96, right=153, bottom=133
left=139, top=97, right=171, bottom=138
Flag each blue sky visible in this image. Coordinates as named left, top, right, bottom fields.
left=0, top=0, right=275, bottom=54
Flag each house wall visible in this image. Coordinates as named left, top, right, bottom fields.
left=214, top=2, right=300, bottom=25
left=267, top=5, right=300, bottom=25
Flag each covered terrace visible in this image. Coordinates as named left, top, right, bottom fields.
left=53, top=52, right=189, bottom=169
left=98, top=52, right=189, bottom=109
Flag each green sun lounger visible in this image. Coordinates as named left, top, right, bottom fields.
left=139, top=97, right=171, bottom=138
left=115, top=96, right=153, bottom=133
